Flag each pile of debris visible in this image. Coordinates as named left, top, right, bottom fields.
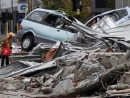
left=0, top=41, right=129, bottom=98
left=2, top=8, right=130, bottom=98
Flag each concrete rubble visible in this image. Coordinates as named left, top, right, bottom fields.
left=0, top=42, right=129, bottom=98
left=1, top=13, right=130, bottom=98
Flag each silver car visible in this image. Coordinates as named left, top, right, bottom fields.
left=16, top=8, right=84, bottom=52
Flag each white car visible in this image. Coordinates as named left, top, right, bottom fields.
left=85, top=6, right=130, bottom=27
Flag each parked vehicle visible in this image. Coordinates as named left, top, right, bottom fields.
left=85, top=6, right=130, bottom=27
left=16, top=8, right=84, bottom=52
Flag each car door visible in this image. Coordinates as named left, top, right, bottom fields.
left=40, top=13, right=75, bottom=42
left=42, top=14, right=76, bottom=41
left=53, top=27, right=76, bottom=41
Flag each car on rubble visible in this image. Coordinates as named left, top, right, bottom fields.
left=85, top=6, right=130, bottom=27
left=16, top=8, right=84, bottom=52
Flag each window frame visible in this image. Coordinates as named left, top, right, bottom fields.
left=26, top=11, right=49, bottom=23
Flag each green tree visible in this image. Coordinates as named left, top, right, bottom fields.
left=41, top=0, right=64, bottom=10
left=63, top=0, right=91, bottom=23
left=41, top=0, right=91, bottom=23
left=80, top=0, right=91, bottom=23
left=63, top=1, right=76, bottom=16
left=105, top=0, right=115, bottom=9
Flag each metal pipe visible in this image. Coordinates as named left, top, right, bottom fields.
left=32, top=0, right=34, bottom=10
left=0, top=0, right=1, bottom=35
left=11, top=0, right=14, bottom=33
left=6, top=21, right=8, bottom=34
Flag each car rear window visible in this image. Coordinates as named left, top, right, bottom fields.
left=26, top=11, right=48, bottom=22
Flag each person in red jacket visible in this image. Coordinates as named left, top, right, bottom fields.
left=0, top=32, right=15, bottom=67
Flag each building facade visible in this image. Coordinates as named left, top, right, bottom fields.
left=90, top=0, right=112, bottom=14
left=1, top=0, right=27, bottom=12
left=0, top=0, right=28, bottom=34
left=91, top=0, right=130, bottom=14
left=115, top=0, right=130, bottom=8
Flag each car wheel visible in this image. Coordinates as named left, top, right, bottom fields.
left=21, top=36, right=34, bottom=52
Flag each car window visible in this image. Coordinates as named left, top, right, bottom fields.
left=26, top=11, right=48, bottom=22
left=42, top=14, right=78, bottom=33
left=117, top=9, right=128, bottom=18
left=43, top=14, right=62, bottom=27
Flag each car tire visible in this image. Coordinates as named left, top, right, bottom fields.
left=21, top=36, right=34, bottom=52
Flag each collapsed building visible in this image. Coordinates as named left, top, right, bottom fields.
left=1, top=10, right=130, bottom=98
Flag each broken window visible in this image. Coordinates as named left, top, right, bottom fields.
left=42, top=14, right=61, bottom=27
left=116, top=9, right=128, bottom=18
left=108, top=9, right=128, bottom=22
left=42, top=14, right=78, bottom=33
